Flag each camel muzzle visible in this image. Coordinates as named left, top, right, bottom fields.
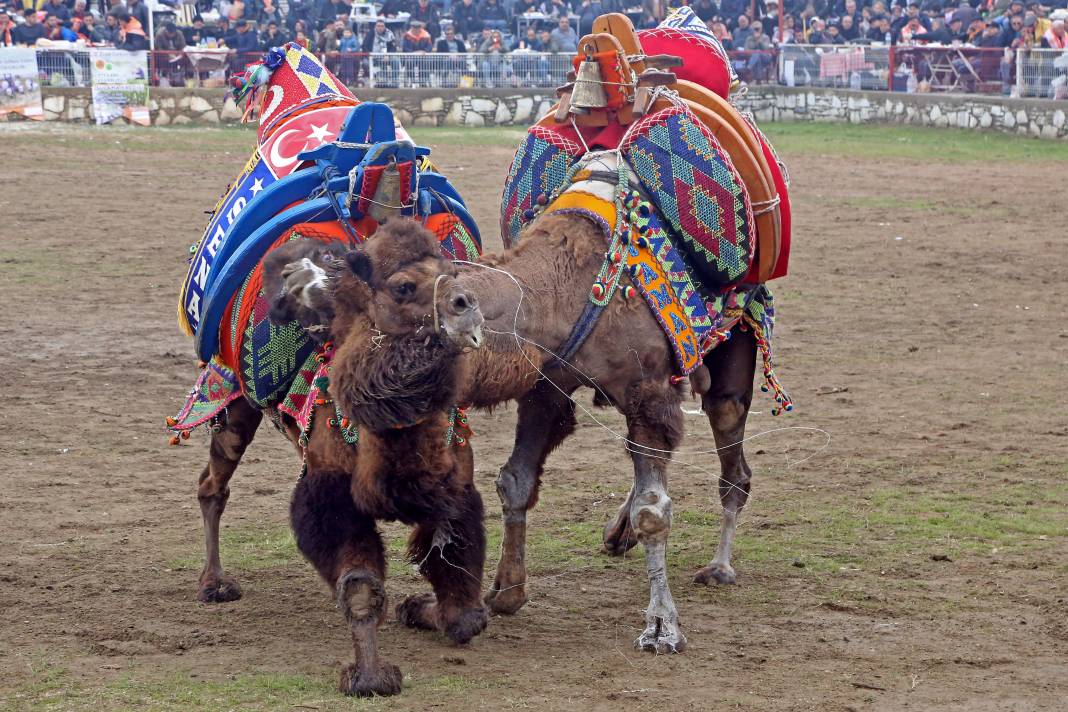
left=438, top=282, right=484, bottom=351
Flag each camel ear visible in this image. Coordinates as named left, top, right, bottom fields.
left=345, top=250, right=373, bottom=284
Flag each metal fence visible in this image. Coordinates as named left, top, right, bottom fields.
left=34, top=48, right=93, bottom=88
left=779, top=44, right=891, bottom=91
left=25, top=46, right=1068, bottom=99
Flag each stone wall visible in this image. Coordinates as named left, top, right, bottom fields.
left=7, top=85, right=1066, bottom=139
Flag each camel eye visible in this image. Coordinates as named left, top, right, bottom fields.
left=392, top=281, right=416, bottom=299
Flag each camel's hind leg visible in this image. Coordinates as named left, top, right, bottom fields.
left=196, top=396, right=262, bottom=603
left=485, top=381, right=576, bottom=615
left=694, top=327, right=757, bottom=586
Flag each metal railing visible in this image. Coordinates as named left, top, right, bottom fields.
left=22, top=46, right=1068, bottom=98
left=778, top=44, right=890, bottom=91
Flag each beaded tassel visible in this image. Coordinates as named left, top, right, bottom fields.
left=743, top=314, right=793, bottom=416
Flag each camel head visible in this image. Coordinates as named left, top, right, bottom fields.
left=329, top=218, right=484, bottom=431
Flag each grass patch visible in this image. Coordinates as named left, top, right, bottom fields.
left=408, top=126, right=529, bottom=148
left=168, top=524, right=298, bottom=572
left=762, top=122, right=1068, bottom=163
left=5, top=663, right=501, bottom=712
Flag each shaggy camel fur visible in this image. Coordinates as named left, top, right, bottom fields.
left=195, top=220, right=487, bottom=697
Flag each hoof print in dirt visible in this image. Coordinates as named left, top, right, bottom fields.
left=339, top=662, right=404, bottom=697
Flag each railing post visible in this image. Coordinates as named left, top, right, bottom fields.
left=368, top=53, right=376, bottom=89
left=1015, top=47, right=1024, bottom=98
left=888, top=45, right=894, bottom=92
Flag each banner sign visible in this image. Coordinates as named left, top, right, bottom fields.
left=89, top=49, right=150, bottom=126
left=0, top=47, right=43, bottom=121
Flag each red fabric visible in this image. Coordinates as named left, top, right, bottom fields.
left=743, top=131, right=791, bottom=282
left=637, top=27, right=732, bottom=99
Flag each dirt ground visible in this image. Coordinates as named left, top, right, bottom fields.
left=1, top=123, right=1066, bottom=712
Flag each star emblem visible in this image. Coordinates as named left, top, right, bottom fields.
left=306, top=122, right=334, bottom=146
left=249, top=178, right=264, bottom=196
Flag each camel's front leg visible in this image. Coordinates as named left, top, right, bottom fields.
left=485, top=383, right=576, bottom=615
left=291, top=469, right=401, bottom=697
left=625, top=382, right=687, bottom=654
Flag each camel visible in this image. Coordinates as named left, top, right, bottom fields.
left=309, top=149, right=762, bottom=653
left=197, top=219, right=488, bottom=697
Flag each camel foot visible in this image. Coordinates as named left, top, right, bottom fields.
left=396, top=593, right=437, bottom=631
left=693, top=562, right=736, bottom=586
left=445, top=607, right=488, bottom=644
left=197, top=575, right=242, bottom=603
left=339, top=662, right=403, bottom=697
left=484, top=582, right=527, bottom=615
left=602, top=516, right=639, bottom=557
left=635, top=618, right=688, bottom=655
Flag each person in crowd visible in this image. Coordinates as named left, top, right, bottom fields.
left=709, top=17, right=734, bottom=49
left=212, top=17, right=231, bottom=45
left=155, top=20, right=186, bottom=50
left=824, top=21, right=846, bottom=43
left=774, top=13, right=797, bottom=43
left=976, top=19, right=1003, bottom=47
left=744, top=19, right=775, bottom=79
left=378, top=0, right=407, bottom=17
left=317, top=0, right=350, bottom=28
left=514, top=0, right=540, bottom=16
left=452, top=0, right=481, bottom=39
left=541, top=0, right=570, bottom=19
left=126, top=0, right=149, bottom=32
left=998, top=12, right=1024, bottom=45
left=479, top=0, right=509, bottom=32
left=893, top=1, right=930, bottom=40
left=41, top=0, right=69, bottom=23
left=77, top=13, right=108, bottom=42
left=101, top=12, right=122, bottom=43
left=1042, top=18, right=1067, bottom=48
left=362, top=18, right=397, bottom=52
left=435, top=24, right=467, bottom=52
left=549, top=15, right=578, bottom=52
left=720, top=0, right=747, bottom=24
left=43, top=13, right=78, bottom=40
left=402, top=19, right=433, bottom=52
left=0, top=9, right=17, bottom=46
left=317, top=17, right=344, bottom=52
left=258, top=0, right=283, bottom=27
left=866, top=13, right=892, bottom=41
left=838, top=13, right=860, bottom=41
left=806, top=16, right=832, bottom=43
left=262, top=20, right=288, bottom=48
left=71, top=0, right=91, bottom=24
left=292, top=18, right=311, bottom=44
left=478, top=27, right=509, bottom=86
left=183, top=15, right=205, bottom=44
left=228, top=18, right=260, bottom=51
left=409, top=0, right=441, bottom=41
left=578, top=0, right=606, bottom=35
left=513, top=25, right=544, bottom=50
left=110, top=8, right=147, bottom=49
left=734, top=14, right=754, bottom=46
left=898, top=14, right=929, bottom=42
left=692, top=0, right=717, bottom=22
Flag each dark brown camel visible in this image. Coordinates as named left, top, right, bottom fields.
left=196, top=219, right=488, bottom=697
left=442, top=201, right=760, bottom=654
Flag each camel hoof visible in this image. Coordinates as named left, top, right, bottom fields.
left=484, top=584, right=527, bottom=615
left=339, top=662, right=403, bottom=697
left=602, top=519, right=639, bottom=557
left=693, top=563, right=736, bottom=586
left=445, top=607, right=488, bottom=645
left=635, top=622, right=687, bottom=655
left=396, top=593, right=437, bottom=631
left=197, top=576, right=242, bottom=603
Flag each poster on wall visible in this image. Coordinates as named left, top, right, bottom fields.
left=89, top=49, right=150, bottom=126
left=0, top=47, right=43, bottom=121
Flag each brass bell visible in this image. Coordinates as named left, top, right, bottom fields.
left=570, top=47, right=608, bottom=112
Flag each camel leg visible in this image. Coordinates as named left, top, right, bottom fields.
left=626, top=381, right=687, bottom=654
left=694, top=328, right=757, bottom=586
left=290, top=469, right=401, bottom=698
left=397, top=482, right=489, bottom=644
left=196, top=396, right=262, bottom=603
left=485, top=382, right=576, bottom=615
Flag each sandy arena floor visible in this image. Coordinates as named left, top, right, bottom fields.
left=0, top=123, right=1066, bottom=711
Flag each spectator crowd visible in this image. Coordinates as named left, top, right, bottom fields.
left=1, top=0, right=1065, bottom=55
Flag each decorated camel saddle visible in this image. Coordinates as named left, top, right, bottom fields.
left=500, top=11, right=792, bottom=408
left=169, top=43, right=481, bottom=439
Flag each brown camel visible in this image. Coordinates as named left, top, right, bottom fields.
left=196, top=219, right=488, bottom=697
left=435, top=154, right=763, bottom=653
